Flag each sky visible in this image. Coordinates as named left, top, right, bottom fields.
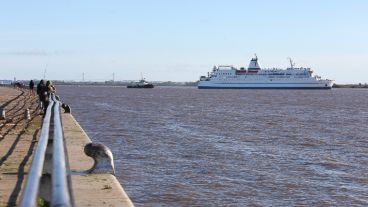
left=0, top=0, right=367, bottom=83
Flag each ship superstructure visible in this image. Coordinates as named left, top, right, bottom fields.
left=198, top=56, right=334, bottom=89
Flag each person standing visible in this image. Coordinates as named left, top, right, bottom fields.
left=40, top=80, right=56, bottom=116
left=37, top=80, right=47, bottom=113
left=29, top=80, right=35, bottom=95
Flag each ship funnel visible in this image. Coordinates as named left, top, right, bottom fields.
left=248, top=55, right=261, bottom=70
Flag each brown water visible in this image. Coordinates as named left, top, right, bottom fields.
left=57, top=86, right=368, bottom=206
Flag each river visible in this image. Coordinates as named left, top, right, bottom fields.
left=57, top=86, right=368, bottom=206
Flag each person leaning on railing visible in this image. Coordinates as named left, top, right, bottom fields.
left=37, top=80, right=56, bottom=117
left=46, top=80, right=56, bottom=94
left=44, top=81, right=56, bottom=116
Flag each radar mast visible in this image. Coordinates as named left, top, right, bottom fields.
left=288, top=57, right=295, bottom=69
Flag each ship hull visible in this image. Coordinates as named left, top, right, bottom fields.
left=198, top=81, right=333, bottom=89
left=198, top=86, right=331, bottom=89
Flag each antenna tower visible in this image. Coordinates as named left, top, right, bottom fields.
left=43, top=64, right=48, bottom=79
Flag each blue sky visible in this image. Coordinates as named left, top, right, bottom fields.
left=0, top=0, right=367, bottom=83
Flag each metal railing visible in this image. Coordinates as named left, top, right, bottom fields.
left=20, top=94, right=72, bottom=207
left=52, top=99, right=72, bottom=206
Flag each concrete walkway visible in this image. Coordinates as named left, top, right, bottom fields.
left=0, top=87, right=41, bottom=206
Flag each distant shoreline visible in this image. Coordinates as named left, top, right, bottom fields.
left=2, top=80, right=368, bottom=88
left=332, top=83, right=368, bottom=88
left=51, top=80, right=199, bottom=87
left=52, top=81, right=368, bottom=88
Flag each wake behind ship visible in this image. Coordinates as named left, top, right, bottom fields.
left=198, top=56, right=334, bottom=89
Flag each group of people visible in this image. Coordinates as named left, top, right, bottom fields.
left=33, top=79, right=56, bottom=114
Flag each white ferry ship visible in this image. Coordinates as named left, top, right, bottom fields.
left=198, top=56, right=334, bottom=89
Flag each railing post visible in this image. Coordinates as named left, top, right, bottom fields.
left=0, top=108, right=5, bottom=120
left=24, top=108, right=30, bottom=120
left=24, top=108, right=30, bottom=126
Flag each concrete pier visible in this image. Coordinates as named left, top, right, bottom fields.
left=0, top=87, right=134, bottom=206
left=62, top=113, right=133, bottom=206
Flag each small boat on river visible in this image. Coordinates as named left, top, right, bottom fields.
left=127, top=78, right=154, bottom=88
